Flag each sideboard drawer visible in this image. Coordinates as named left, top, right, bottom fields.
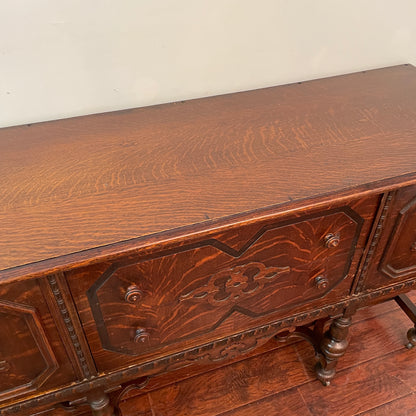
left=0, top=279, right=77, bottom=404
left=67, top=196, right=378, bottom=372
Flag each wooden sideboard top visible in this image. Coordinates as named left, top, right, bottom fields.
left=1, top=64, right=416, bottom=279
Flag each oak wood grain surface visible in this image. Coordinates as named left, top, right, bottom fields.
left=1, top=65, right=416, bottom=277
left=116, top=295, right=416, bottom=416
left=0, top=279, right=77, bottom=405
left=359, top=184, right=416, bottom=291
left=66, top=195, right=378, bottom=372
left=109, top=294, right=409, bottom=408
left=13, top=294, right=415, bottom=415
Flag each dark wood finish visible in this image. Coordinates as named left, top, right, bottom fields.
left=66, top=198, right=376, bottom=371
left=86, top=391, right=114, bottom=416
left=116, top=298, right=416, bottom=416
left=91, top=299, right=409, bottom=406
left=0, top=299, right=58, bottom=401
left=1, top=65, right=416, bottom=415
left=316, top=314, right=352, bottom=385
left=380, top=187, right=416, bottom=279
left=38, top=273, right=97, bottom=379
left=1, top=64, right=416, bottom=280
left=357, top=185, right=416, bottom=291
left=395, top=294, right=416, bottom=349
left=0, top=279, right=78, bottom=405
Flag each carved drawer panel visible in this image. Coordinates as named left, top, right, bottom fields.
left=358, top=185, right=416, bottom=291
left=67, top=196, right=378, bottom=372
left=380, top=193, right=416, bottom=279
left=0, top=279, right=78, bottom=404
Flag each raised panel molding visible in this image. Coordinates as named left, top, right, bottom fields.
left=380, top=196, right=416, bottom=279
left=2, top=66, right=416, bottom=416
left=0, top=300, right=58, bottom=401
left=86, top=206, right=363, bottom=357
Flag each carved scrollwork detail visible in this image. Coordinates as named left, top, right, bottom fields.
left=48, top=276, right=91, bottom=379
left=5, top=277, right=416, bottom=416
left=165, top=333, right=272, bottom=372
left=179, top=262, right=290, bottom=305
left=197, top=337, right=264, bottom=362
left=113, top=377, right=151, bottom=409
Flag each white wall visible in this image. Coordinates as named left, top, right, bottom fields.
left=0, top=0, right=415, bottom=127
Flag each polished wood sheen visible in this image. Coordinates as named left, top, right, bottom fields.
left=1, top=64, right=416, bottom=278
left=0, top=279, right=78, bottom=404
left=66, top=196, right=377, bottom=372
left=116, top=298, right=416, bottom=416
left=1, top=65, right=416, bottom=415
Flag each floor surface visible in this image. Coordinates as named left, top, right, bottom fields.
left=118, top=293, right=416, bottom=415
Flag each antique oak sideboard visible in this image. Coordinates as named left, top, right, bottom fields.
left=1, top=65, right=416, bottom=415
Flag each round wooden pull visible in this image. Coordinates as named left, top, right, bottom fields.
left=315, top=276, right=329, bottom=290
left=411, top=242, right=416, bottom=252
left=125, top=285, right=143, bottom=304
left=134, top=329, right=150, bottom=344
left=324, top=233, right=340, bottom=248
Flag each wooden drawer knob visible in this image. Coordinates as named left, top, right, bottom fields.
left=134, top=329, right=150, bottom=344
left=411, top=242, right=416, bottom=252
left=324, top=233, right=340, bottom=248
left=125, top=285, right=143, bottom=304
left=315, top=276, right=329, bottom=290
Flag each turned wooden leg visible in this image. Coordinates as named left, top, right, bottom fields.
left=395, top=294, right=416, bottom=349
left=87, top=390, right=115, bottom=416
left=316, top=315, right=352, bottom=386
left=406, top=326, right=416, bottom=349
